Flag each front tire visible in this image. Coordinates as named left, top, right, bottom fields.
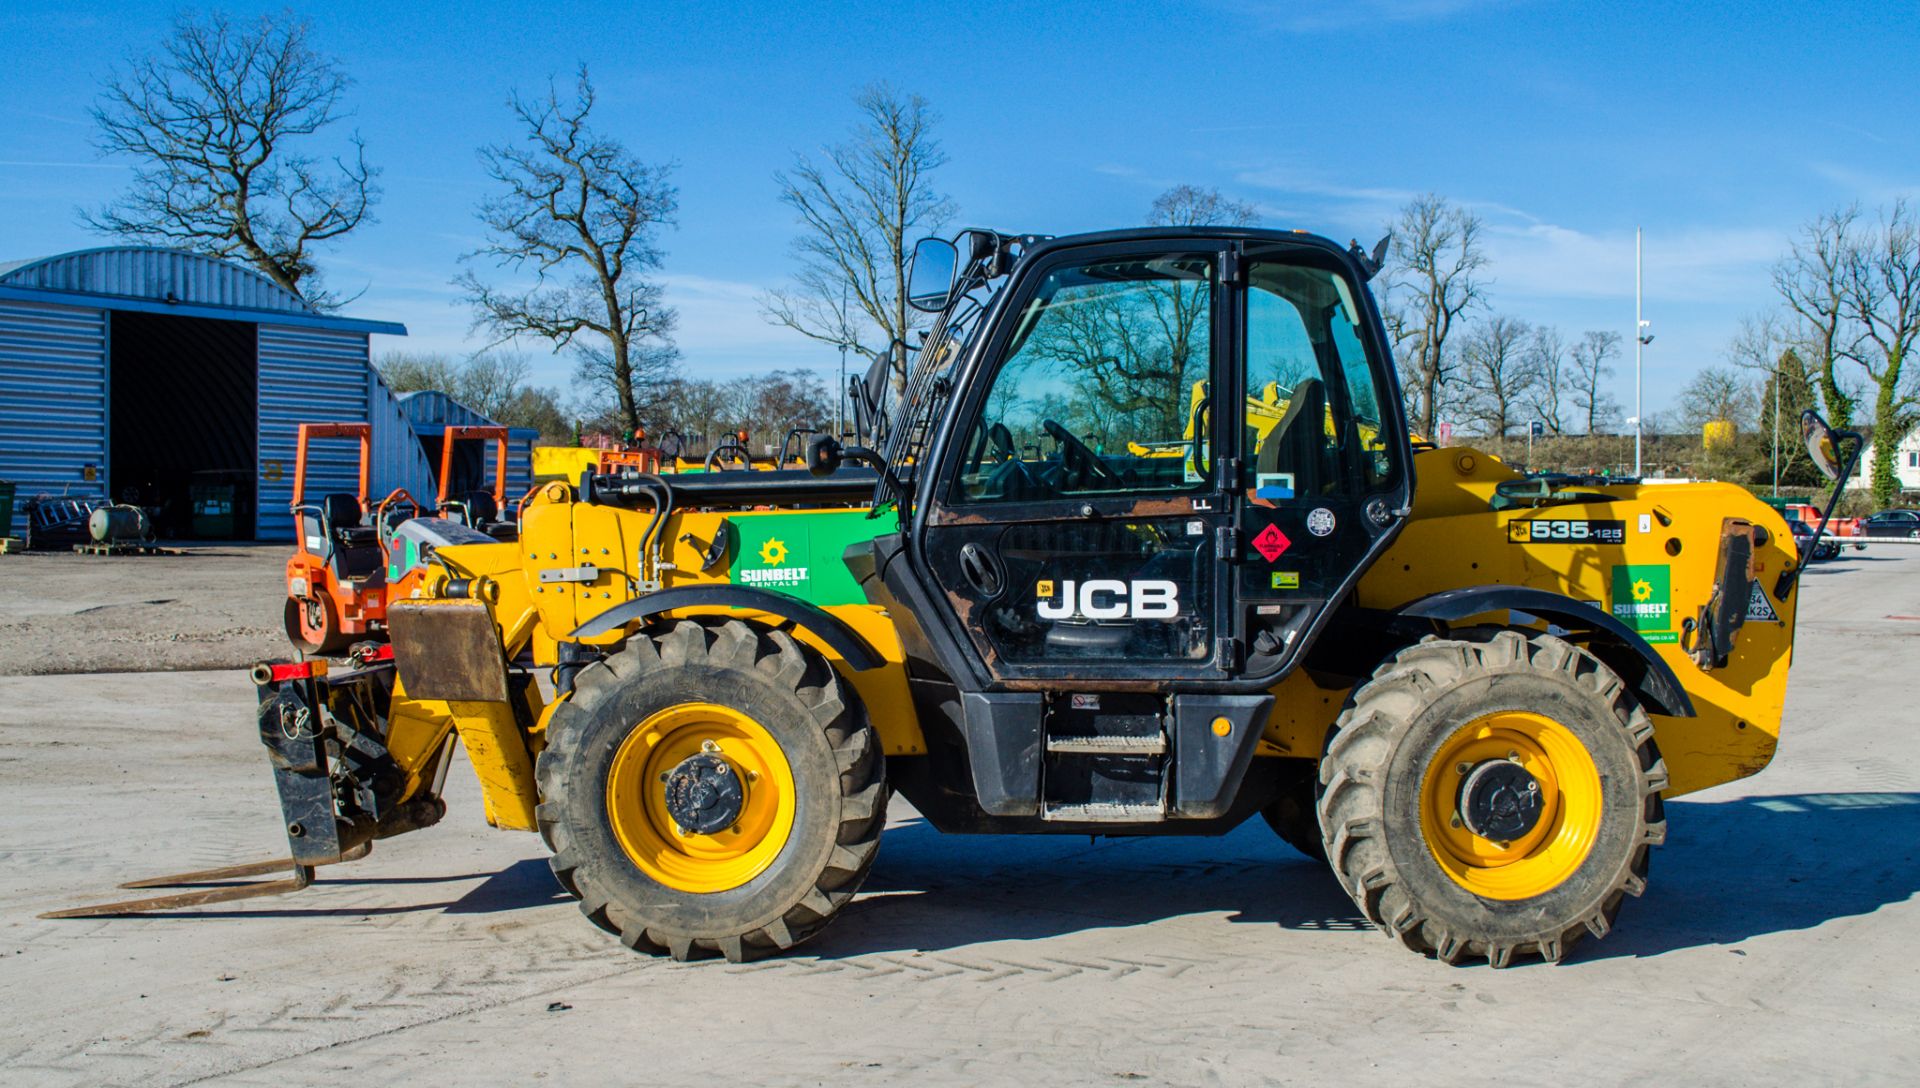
left=285, top=593, right=352, bottom=656
left=1319, top=630, right=1667, bottom=967
left=536, top=619, right=886, bottom=962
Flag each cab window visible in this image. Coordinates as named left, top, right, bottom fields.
left=1242, top=258, right=1393, bottom=501
left=955, top=253, right=1213, bottom=503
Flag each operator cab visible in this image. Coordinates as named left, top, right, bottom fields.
left=853, top=227, right=1413, bottom=824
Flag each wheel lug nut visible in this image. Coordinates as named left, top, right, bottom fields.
left=1455, top=762, right=1472, bottom=775
left=701, top=739, right=720, bottom=754
left=1507, top=750, right=1521, bottom=763
left=1450, top=813, right=1463, bottom=829
left=658, top=772, right=670, bottom=782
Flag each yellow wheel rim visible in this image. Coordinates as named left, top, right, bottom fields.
left=605, top=703, right=795, bottom=894
left=1419, top=710, right=1603, bottom=900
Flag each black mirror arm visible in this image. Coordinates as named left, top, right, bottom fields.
left=1776, top=428, right=1864, bottom=599
left=805, top=434, right=909, bottom=495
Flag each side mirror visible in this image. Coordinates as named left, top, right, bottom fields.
left=906, top=237, right=959, bottom=313
left=1800, top=409, right=1844, bottom=483
left=805, top=434, right=843, bottom=478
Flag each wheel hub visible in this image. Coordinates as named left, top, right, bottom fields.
left=662, top=753, right=743, bottom=835
left=1457, top=759, right=1543, bottom=841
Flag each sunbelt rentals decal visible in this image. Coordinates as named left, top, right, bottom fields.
left=1610, top=564, right=1676, bottom=644
left=733, top=521, right=810, bottom=592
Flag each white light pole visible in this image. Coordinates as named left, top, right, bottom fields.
left=1634, top=227, right=1643, bottom=477
left=1772, top=360, right=1782, bottom=496
left=837, top=283, right=850, bottom=438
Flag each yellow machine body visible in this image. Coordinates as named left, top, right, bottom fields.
left=385, top=444, right=1793, bottom=833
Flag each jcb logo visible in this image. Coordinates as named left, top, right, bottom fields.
left=1036, top=579, right=1180, bottom=620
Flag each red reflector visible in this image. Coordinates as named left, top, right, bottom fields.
left=268, top=662, right=316, bottom=682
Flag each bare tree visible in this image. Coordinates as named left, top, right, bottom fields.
left=1677, top=366, right=1758, bottom=432
left=1726, top=315, right=1822, bottom=485
left=458, top=69, right=679, bottom=437
left=572, top=342, right=684, bottom=439
left=1841, top=199, right=1920, bottom=507
left=1458, top=315, right=1536, bottom=436
left=456, top=353, right=534, bottom=420
left=1382, top=195, right=1488, bottom=437
left=84, top=11, right=378, bottom=308
left=1525, top=325, right=1570, bottom=434
left=763, top=85, right=954, bottom=394
left=1569, top=330, right=1622, bottom=434
left=1148, top=185, right=1260, bottom=227
left=375, top=351, right=461, bottom=396
left=1774, top=207, right=1861, bottom=427
left=375, top=350, right=571, bottom=439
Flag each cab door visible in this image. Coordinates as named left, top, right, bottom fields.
left=1229, top=244, right=1411, bottom=673
left=918, top=242, right=1235, bottom=684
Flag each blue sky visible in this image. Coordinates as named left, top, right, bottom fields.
left=3, top=0, right=1914, bottom=420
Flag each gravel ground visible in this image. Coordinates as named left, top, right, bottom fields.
left=0, top=544, right=288, bottom=675
left=0, top=547, right=1915, bottom=1086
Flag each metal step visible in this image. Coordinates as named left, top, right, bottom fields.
left=1041, top=802, right=1166, bottom=823
left=1045, top=734, right=1168, bottom=755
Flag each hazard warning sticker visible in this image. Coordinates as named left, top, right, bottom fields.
left=1746, top=580, right=1780, bottom=623
left=1251, top=523, right=1291, bottom=562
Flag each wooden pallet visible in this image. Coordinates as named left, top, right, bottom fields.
left=71, top=541, right=182, bottom=557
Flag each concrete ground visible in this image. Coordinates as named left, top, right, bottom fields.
left=0, top=548, right=1916, bottom=1086
left=0, top=544, right=287, bottom=675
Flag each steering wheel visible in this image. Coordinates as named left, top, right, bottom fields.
left=1042, top=419, right=1124, bottom=490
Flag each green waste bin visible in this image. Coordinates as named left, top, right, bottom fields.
left=190, top=482, right=236, bottom=539
left=0, top=479, right=15, bottom=539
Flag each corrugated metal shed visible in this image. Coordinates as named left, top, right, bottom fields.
left=255, top=326, right=373, bottom=538
left=397, top=390, right=537, bottom=502
left=0, top=246, right=408, bottom=538
left=0, top=247, right=401, bottom=336
left=0, top=248, right=310, bottom=315
left=0, top=299, right=108, bottom=509
left=369, top=376, right=440, bottom=513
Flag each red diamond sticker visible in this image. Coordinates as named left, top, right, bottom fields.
left=1252, top=523, right=1291, bottom=562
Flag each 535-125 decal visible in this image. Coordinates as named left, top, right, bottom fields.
left=1508, top=518, right=1626, bottom=544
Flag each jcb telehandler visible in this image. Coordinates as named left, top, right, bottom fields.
left=54, top=227, right=1860, bottom=969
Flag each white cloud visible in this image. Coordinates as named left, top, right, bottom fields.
left=1481, top=221, right=1782, bottom=307
left=659, top=273, right=795, bottom=352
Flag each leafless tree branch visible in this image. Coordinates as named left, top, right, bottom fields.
left=457, top=67, right=679, bottom=436
left=762, top=84, right=954, bottom=394
left=83, top=11, right=378, bottom=309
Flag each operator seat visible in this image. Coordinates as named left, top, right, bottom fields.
left=462, top=490, right=520, bottom=540
left=1254, top=377, right=1326, bottom=496
left=318, top=493, right=382, bottom=581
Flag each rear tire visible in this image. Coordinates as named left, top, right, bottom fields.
left=1261, top=761, right=1326, bottom=863
left=1319, top=630, right=1666, bottom=967
left=536, top=619, right=886, bottom=962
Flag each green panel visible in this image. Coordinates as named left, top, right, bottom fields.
left=728, top=509, right=889, bottom=606
left=1610, top=563, right=1675, bottom=642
